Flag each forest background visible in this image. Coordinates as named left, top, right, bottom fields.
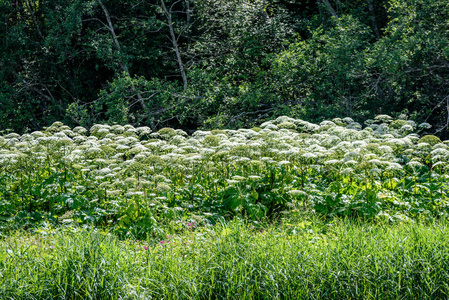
left=1, top=0, right=448, bottom=137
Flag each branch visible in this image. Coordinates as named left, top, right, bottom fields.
left=169, top=0, right=183, bottom=12
left=226, top=107, right=275, bottom=126
left=97, top=0, right=127, bottom=71
left=143, top=93, right=203, bottom=117
left=404, top=64, right=449, bottom=74
left=433, top=95, right=449, bottom=135
left=425, top=95, right=449, bottom=123
left=82, top=17, right=108, bottom=28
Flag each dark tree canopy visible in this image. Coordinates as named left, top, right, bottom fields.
left=1, top=0, right=448, bottom=137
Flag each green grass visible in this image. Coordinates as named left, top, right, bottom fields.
left=2, top=218, right=449, bottom=299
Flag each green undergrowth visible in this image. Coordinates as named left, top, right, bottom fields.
left=1, top=115, right=448, bottom=239
left=2, top=217, right=449, bottom=299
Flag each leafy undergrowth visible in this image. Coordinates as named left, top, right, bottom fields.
left=1, top=218, right=449, bottom=299
left=0, top=115, right=448, bottom=238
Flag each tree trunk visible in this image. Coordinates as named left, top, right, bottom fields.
left=161, top=0, right=188, bottom=92
left=97, top=0, right=147, bottom=111
left=322, top=0, right=338, bottom=19
left=185, top=0, right=191, bottom=27
left=97, top=0, right=129, bottom=75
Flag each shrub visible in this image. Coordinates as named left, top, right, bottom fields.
left=203, top=135, right=221, bottom=146
left=211, top=129, right=227, bottom=135
left=418, top=135, right=441, bottom=146
left=250, top=127, right=262, bottom=132
left=389, top=119, right=408, bottom=129
left=158, top=127, right=177, bottom=140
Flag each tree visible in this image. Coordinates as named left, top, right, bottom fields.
left=368, top=0, right=449, bottom=134
left=268, top=16, right=372, bottom=122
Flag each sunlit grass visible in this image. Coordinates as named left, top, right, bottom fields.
left=2, top=218, right=449, bottom=299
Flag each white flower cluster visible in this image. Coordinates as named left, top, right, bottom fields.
left=0, top=115, right=447, bottom=221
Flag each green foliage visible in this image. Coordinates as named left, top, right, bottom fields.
left=389, top=119, right=409, bottom=129
left=367, top=0, right=449, bottom=133
left=157, top=127, right=177, bottom=139
left=418, top=135, right=442, bottom=146
left=269, top=15, right=372, bottom=122
left=1, top=115, right=449, bottom=238
left=203, top=135, right=220, bottom=147
left=277, top=122, right=297, bottom=130
left=1, top=0, right=449, bottom=137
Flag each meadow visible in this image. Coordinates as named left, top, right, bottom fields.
left=1, top=114, right=449, bottom=299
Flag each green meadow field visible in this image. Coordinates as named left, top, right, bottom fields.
left=1, top=115, right=449, bottom=298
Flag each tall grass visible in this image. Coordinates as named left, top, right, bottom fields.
left=1, top=218, right=449, bottom=299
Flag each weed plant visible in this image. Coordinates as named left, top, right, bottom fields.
left=0, top=115, right=448, bottom=238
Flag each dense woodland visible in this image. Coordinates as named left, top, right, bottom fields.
left=1, top=0, right=448, bottom=136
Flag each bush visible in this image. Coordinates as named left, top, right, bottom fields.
left=390, top=119, right=409, bottom=129
left=158, top=127, right=177, bottom=140
left=203, top=135, right=221, bottom=146
left=418, top=135, right=441, bottom=146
